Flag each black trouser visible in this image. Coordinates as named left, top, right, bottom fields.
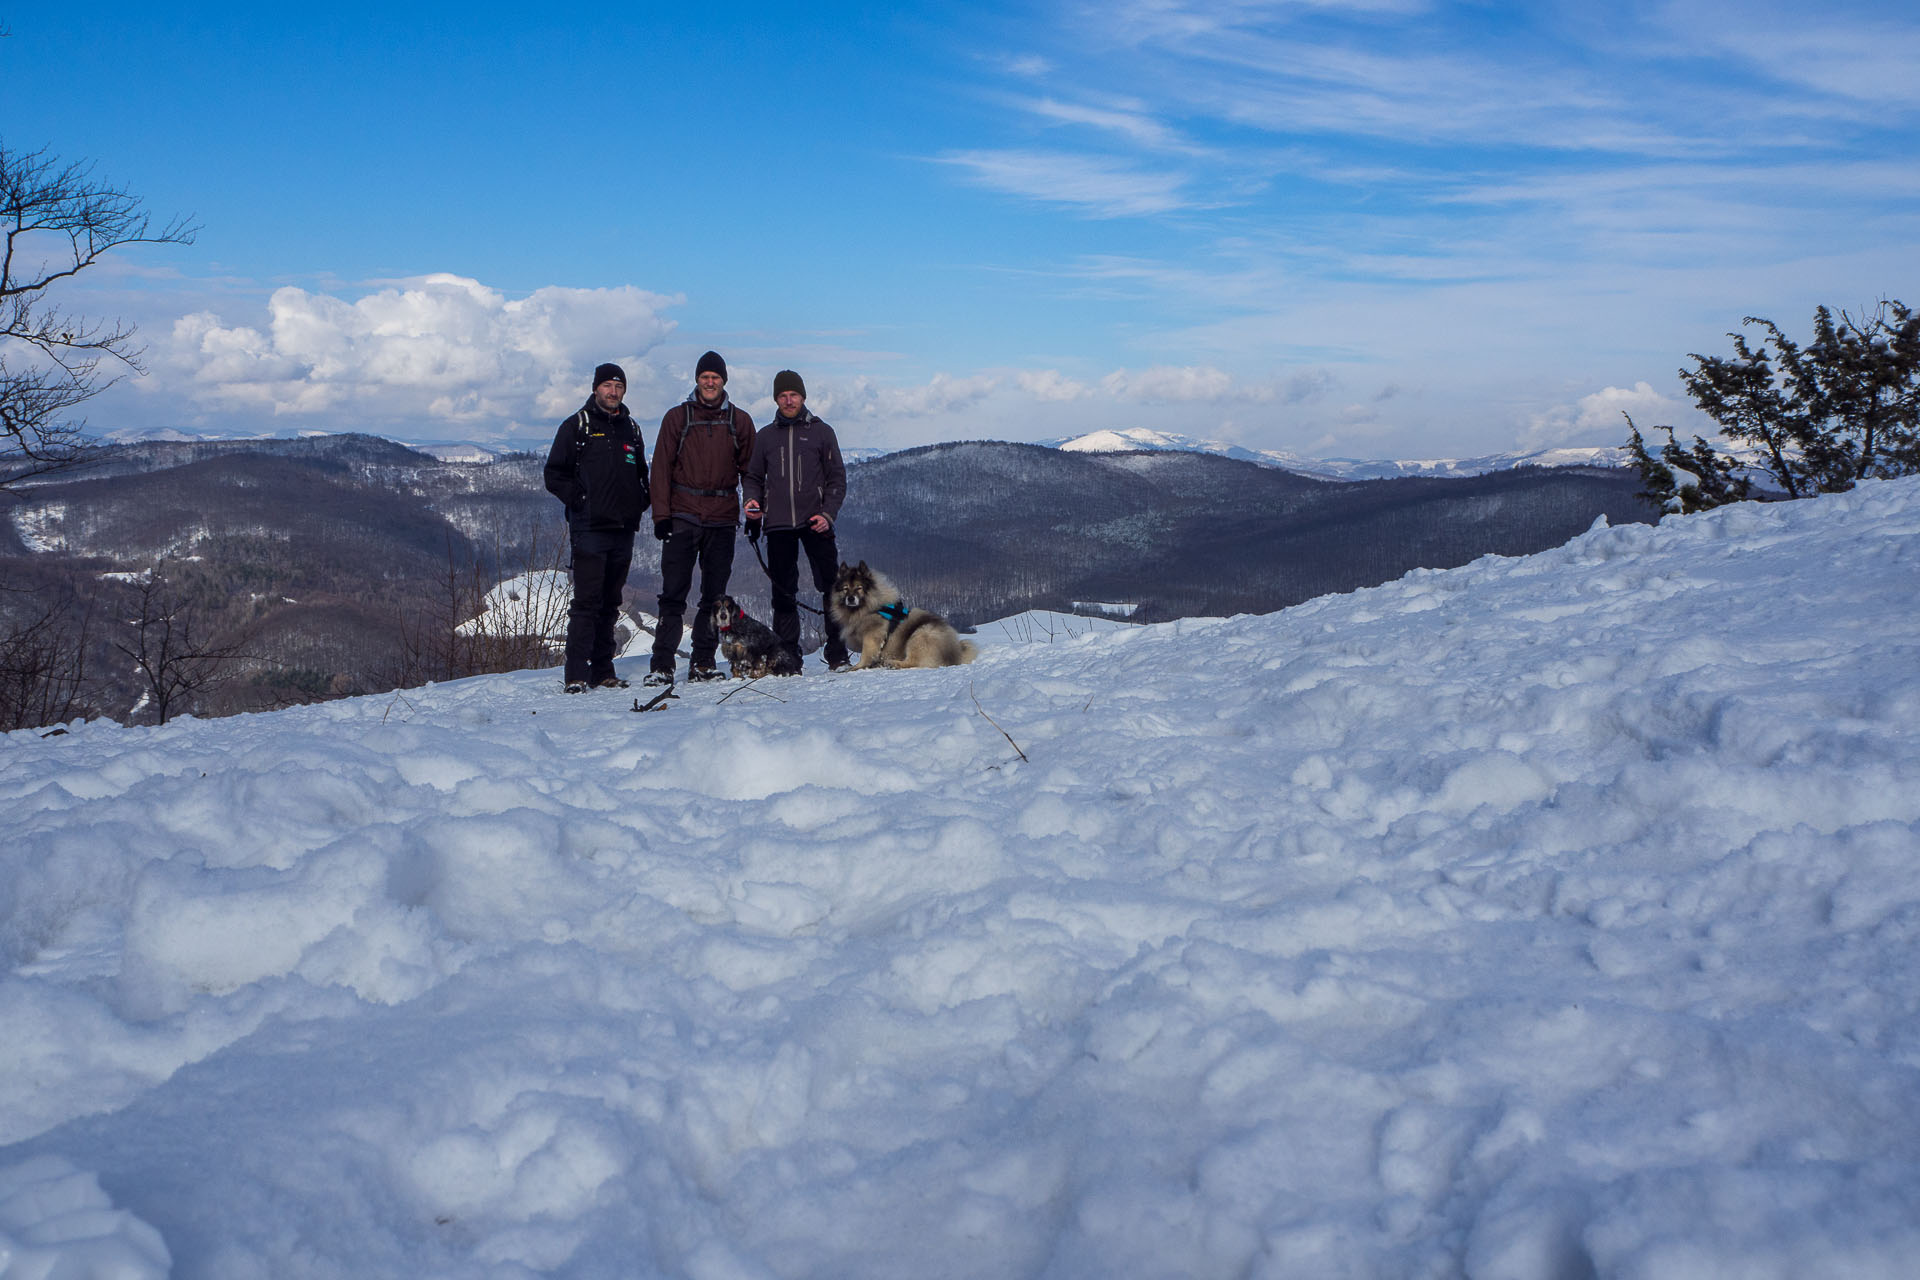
left=564, top=528, right=635, bottom=683
left=765, top=526, right=848, bottom=668
left=652, top=520, right=736, bottom=672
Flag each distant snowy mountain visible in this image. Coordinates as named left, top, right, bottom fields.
left=1308, top=444, right=1630, bottom=479
left=99, top=426, right=266, bottom=445
left=95, top=425, right=1623, bottom=477
left=1046, top=427, right=1628, bottom=480
left=408, top=441, right=509, bottom=463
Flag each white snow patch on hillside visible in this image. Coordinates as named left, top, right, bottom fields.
left=12, top=503, right=68, bottom=553
left=455, top=570, right=573, bottom=641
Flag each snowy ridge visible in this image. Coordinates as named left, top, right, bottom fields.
left=96, top=424, right=1626, bottom=478
left=1049, top=426, right=1629, bottom=479
left=4, top=480, right=1919, bottom=1276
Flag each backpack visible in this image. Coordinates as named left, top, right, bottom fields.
left=669, top=397, right=747, bottom=499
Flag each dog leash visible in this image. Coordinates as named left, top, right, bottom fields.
left=745, top=532, right=827, bottom=616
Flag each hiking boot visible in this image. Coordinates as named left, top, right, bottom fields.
left=564, top=680, right=589, bottom=694
left=687, top=665, right=725, bottom=683
left=593, top=675, right=630, bottom=690
left=642, top=670, right=674, bottom=688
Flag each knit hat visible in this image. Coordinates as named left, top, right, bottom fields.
left=695, top=350, right=728, bottom=383
left=592, top=362, right=627, bottom=389
left=773, top=369, right=806, bottom=400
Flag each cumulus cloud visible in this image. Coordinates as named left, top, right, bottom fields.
left=1015, top=369, right=1096, bottom=401
left=161, top=273, right=681, bottom=433
left=1090, top=364, right=1336, bottom=405
left=810, top=372, right=1002, bottom=422
left=1523, top=380, right=1680, bottom=448
left=1101, top=364, right=1236, bottom=402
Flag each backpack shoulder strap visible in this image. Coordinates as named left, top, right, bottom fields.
left=676, top=400, right=749, bottom=455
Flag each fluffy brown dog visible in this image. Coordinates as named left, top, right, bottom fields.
left=828, top=561, right=978, bottom=670
left=711, top=596, right=802, bottom=678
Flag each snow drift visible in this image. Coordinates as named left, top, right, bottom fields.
left=3, top=479, right=1918, bottom=1278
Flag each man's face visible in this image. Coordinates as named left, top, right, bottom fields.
left=776, top=389, right=805, bottom=417
left=594, top=379, right=625, bottom=412
left=696, top=371, right=725, bottom=403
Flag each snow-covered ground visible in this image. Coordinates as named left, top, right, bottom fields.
left=4, top=480, right=1919, bottom=1278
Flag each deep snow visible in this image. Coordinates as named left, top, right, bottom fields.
left=3, top=479, right=1918, bottom=1279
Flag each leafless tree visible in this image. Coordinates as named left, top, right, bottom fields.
left=113, top=563, right=247, bottom=724
left=392, top=524, right=575, bottom=686
left=0, top=580, right=95, bottom=730
left=2, top=142, right=197, bottom=490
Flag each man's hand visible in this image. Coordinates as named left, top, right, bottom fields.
left=654, top=520, right=672, bottom=541
left=808, top=513, right=832, bottom=533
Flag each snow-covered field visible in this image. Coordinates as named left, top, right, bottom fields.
left=4, top=480, right=1918, bottom=1279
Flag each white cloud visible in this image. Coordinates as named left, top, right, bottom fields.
left=811, top=372, right=1002, bottom=423
left=1002, top=53, right=1054, bottom=77
left=1666, top=5, right=1920, bottom=110
left=1015, top=369, right=1096, bottom=401
left=936, top=150, right=1193, bottom=217
left=162, top=273, right=681, bottom=433
left=1523, top=381, right=1681, bottom=449
left=1016, top=95, right=1190, bottom=152
left=1101, top=364, right=1235, bottom=402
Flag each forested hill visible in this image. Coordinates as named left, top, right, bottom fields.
left=1, top=433, right=1654, bottom=725
left=834, top=441, right=1655, bottom=623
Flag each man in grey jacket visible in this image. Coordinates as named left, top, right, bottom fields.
left=742, top=370, right=850, bottom=671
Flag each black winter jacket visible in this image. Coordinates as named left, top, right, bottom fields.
left=544, top=400, right=649, bottom=533
left=743, top=409, right=846, bottom=530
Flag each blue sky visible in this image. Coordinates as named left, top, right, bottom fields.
left=5, top=1, right=1916, bottom=458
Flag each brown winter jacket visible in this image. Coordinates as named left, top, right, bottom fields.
left=651, top=391, right=754, bottom=527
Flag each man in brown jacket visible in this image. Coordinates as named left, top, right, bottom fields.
left=646, top=350, right=754, bottom=684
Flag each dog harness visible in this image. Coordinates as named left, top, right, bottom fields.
left=878, top=600, right=909, bottom=644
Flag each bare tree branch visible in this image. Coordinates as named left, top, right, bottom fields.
left=112, top=562, right=248, bottom=724
left=1, top=141, right=198, bottom=490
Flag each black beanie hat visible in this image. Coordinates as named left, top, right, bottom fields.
left=773, top=369, right=806, bottom=399
left=696, top=350, right=728, bottom=383
left=592, top=362, right=627, bottom=389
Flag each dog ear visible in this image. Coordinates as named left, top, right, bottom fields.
left=857, top=560, right=868, bottom=573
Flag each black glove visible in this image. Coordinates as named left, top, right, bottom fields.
left=654, top=520, right=672, bottom=541
left=745, top=517, right=762, bottom=543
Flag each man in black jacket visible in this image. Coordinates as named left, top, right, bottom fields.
left=544, top=363, right=648, bottom=692
left=743, top=369, right=850, bottom=671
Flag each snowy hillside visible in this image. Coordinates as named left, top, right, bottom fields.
left=4, top=480, right=1919, bottom=1277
